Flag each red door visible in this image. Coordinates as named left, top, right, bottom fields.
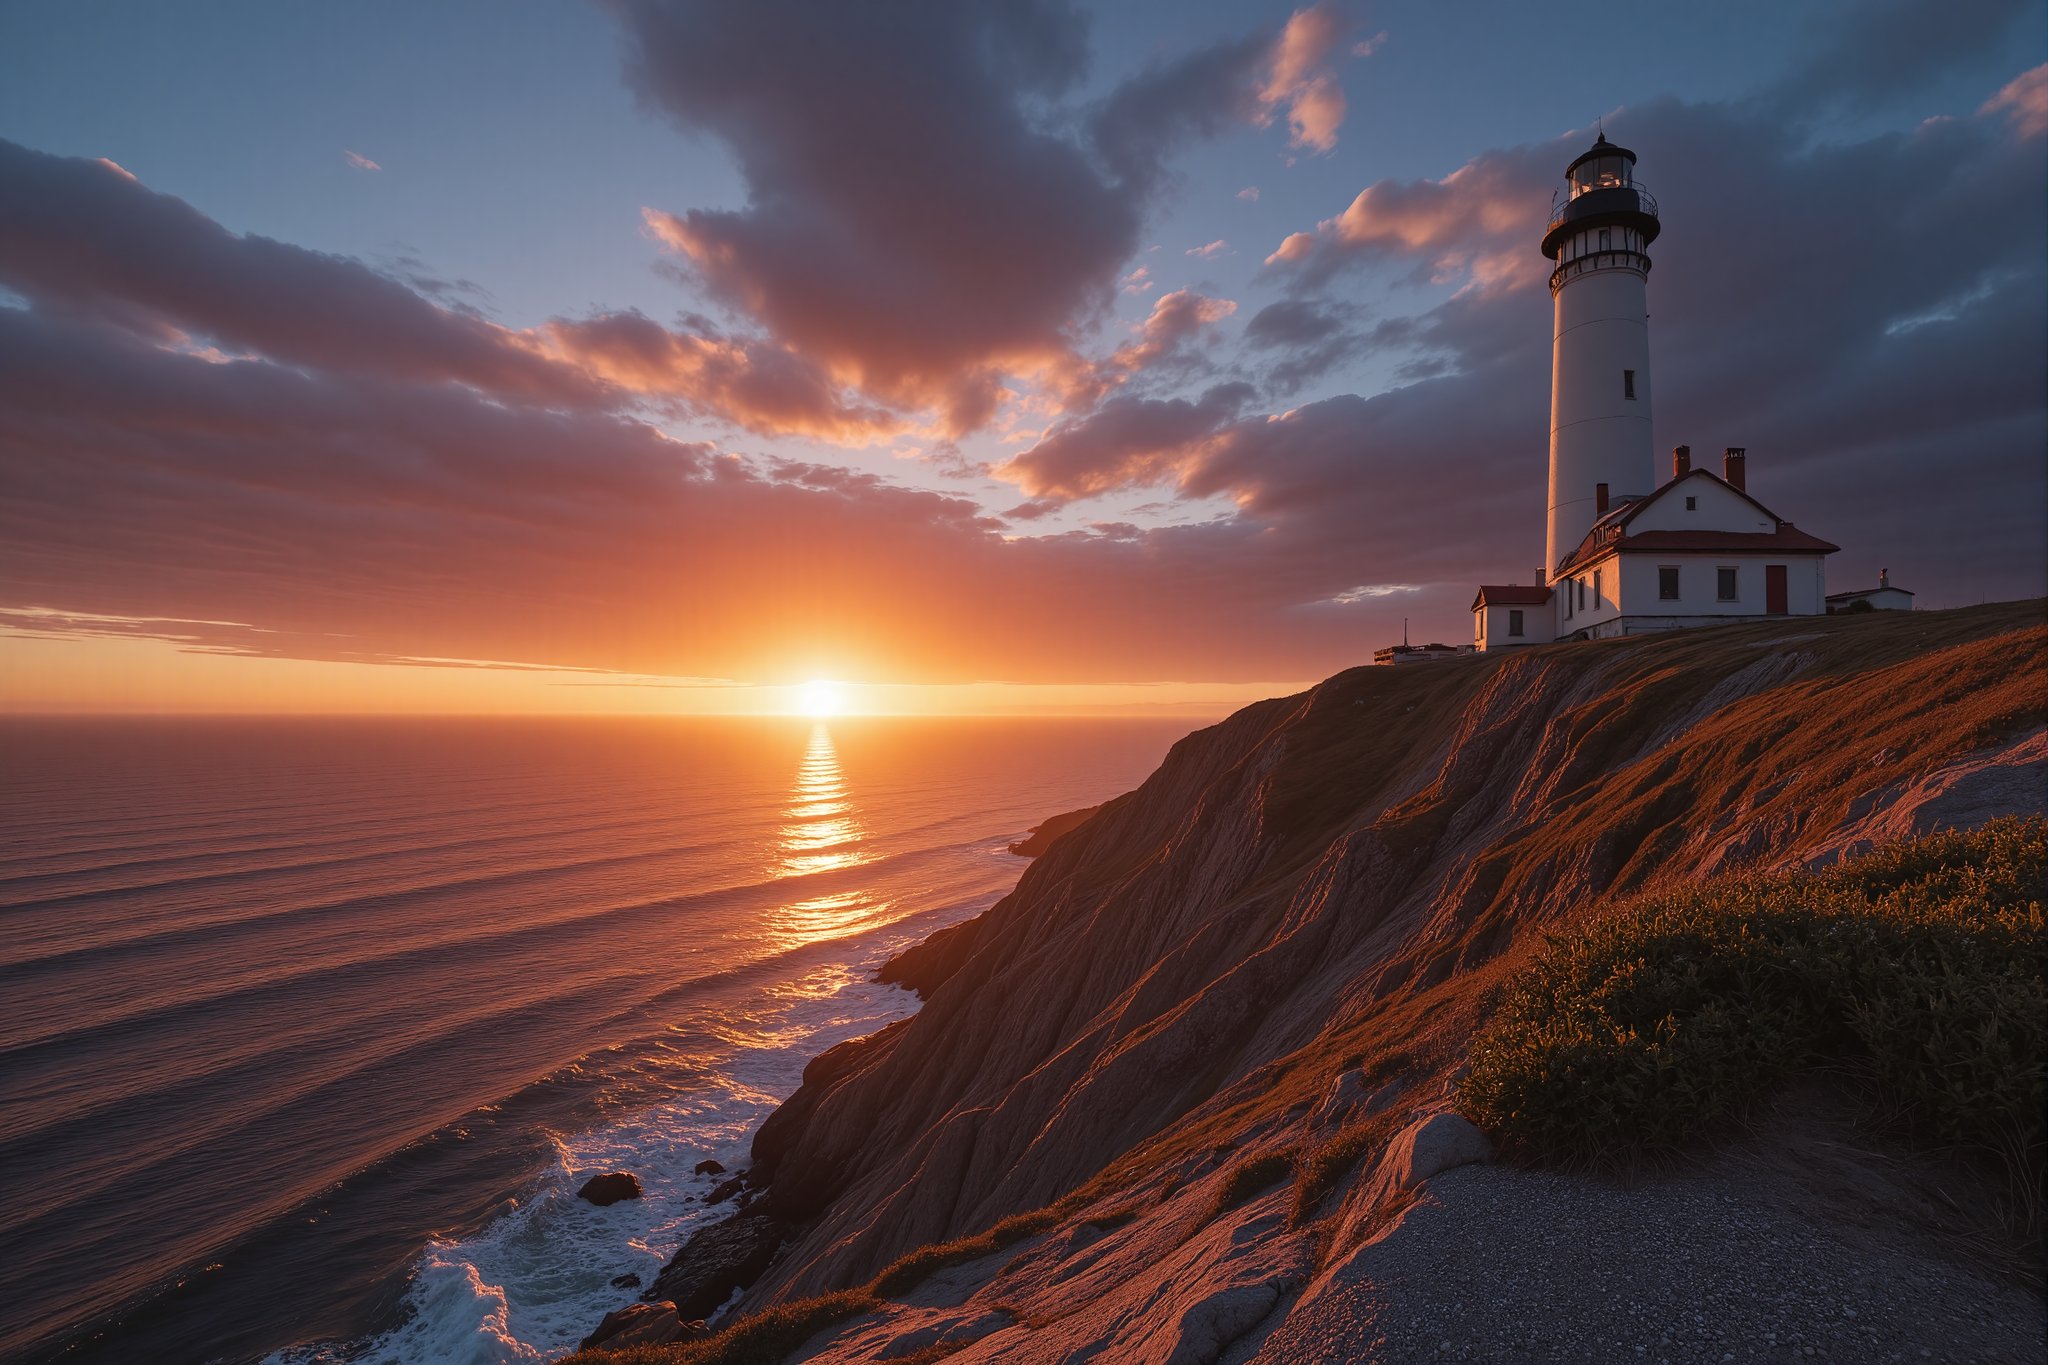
left=1765, top=564, right=1788, bottom=615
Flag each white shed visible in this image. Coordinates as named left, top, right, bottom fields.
left=1826, top=570, right=1915, bottom=614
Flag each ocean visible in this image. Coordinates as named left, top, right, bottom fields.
left=0, top=715, right=1188, bottom=1365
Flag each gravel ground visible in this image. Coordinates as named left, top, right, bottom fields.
left=1253, top=1163, right=2045, bottom=1364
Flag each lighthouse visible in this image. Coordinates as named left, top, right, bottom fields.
left=1540, top=134, right=1661, bottom=578
left=1468, top=134, right=1846, bottom=654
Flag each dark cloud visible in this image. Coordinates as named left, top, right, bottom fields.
left=1242, top=298, right=1367, bottom=391
left=1000, top=382, right=1258, bottom=499
left=0, top=141, right=593, bottom=406
left=615, top=0, right=1340, bottom=434
left=1777, top=0, right=2034, bottom=112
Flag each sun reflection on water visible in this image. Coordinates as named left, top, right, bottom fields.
left=769, top=725, right=887, bottom=946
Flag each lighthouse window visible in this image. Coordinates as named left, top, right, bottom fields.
left=1659, top=565, right=1681, bottom=600
left=1623, top=369, right=1636, bottom=399
left=1599, top=228, right=1611, bottom=250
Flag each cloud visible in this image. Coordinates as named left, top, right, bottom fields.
left=1242, top=299, right=1365, bottom=390
left=1258, top=3, right=1350, bottom=153
left=1237, top=186, right=1260, bottom=202
left=0, top=140, right=595, bottom=405
left=1982, top=62, right=2048, bottom=137
left=1774, top=0, right=2033, bottom=113
left=1107, top=288, right=1238, bottom=375
left=537, top=310, right=901, bottom=441
left=997, top=382, right=1258, bottom=500
left=1260, top=142, right=1553, bottom=290
left=1185, top=239, right=1231, bottom=259
left=618, top=1, right=1276, bottom=437
left=343, top=150, right=382, bottom=171
left=615, top=2, right=1352, bottom=435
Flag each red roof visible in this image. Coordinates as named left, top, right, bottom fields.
left=1471, top=584, right=1553, bottom=611
left=1554, top=469, right=1839, bottom=576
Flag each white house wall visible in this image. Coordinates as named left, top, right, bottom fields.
left=1476, top=601, right=1554, bottom=650
left=1555, top=552, right=1829, bottom=636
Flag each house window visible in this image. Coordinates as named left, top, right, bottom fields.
left=1592, top=568, right=1602, bottom=607
left=1718, top=567, right=1738, bottom=601
left=1508, top=609, right=1524, bottom=637
left=1623, top=369, right=1636, bottom=400
left=1577, top=580, right=1586, bottom=611
left=1685, top=495, right=1697, bottom=510
left=1659, top=565, right=1681, bottom=600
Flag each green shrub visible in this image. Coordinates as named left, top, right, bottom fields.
left=1458, top=819, right=2045, bottom=1192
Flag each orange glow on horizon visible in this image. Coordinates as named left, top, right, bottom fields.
left=0, top=631, right=1309, bottom=719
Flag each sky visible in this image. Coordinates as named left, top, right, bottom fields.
left=1, top=0, right=2043, bottom=714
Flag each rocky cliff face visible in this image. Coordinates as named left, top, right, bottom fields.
left=678, top=605, right=2048, bottom=1338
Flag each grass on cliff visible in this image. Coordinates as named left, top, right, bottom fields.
left=572, top=1290, right=876, bottom=1365
left=1458, top=818, right=2046, bottom=1216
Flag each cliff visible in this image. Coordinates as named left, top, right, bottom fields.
left=586, top=602, right=2048, bottom=1362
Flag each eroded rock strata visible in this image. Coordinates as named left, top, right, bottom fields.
left=614, top=603, right=2048, bottom=1362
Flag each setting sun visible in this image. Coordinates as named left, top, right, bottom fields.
left=797, top=679, right=843, bottom=717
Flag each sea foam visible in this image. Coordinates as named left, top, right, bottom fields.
left=271, top=961, right=920, bottom=1364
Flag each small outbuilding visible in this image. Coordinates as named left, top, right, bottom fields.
left=1470, top=585, right=1555, bottom=651
left=1373, top=642, right=1475, bottom=665
left=1826, top=569, right=1914, bottom=614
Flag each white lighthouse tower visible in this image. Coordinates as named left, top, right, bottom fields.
left=1541, top=134, right=1661, bottom=577
left=1468, top=135, right=1846, bottom=655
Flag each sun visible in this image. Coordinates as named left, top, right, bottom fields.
left=797, top=679, right=843, bottom=718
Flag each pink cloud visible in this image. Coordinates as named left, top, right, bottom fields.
left=536, top=311, right=901, bottom=442
left=1258, top=4, right=1349, bottom=153
left=1185, top=239, right=1231, bottom=259
left=1981, top=63, right=2048, bottom=138
left=343, top=149, right=382, bottom=171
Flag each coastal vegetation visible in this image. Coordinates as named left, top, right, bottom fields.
left=1459, top=818, right=2046, bottom=1206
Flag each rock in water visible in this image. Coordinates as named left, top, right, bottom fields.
left=648, top=1212, right=788, bottom=1321
left=578, top=1301, right=705, bottom=1352
left=577, top=1172, right=643, bottom=1206
left=694, top=1158, right=726, bottom=1176
left=609, top=1272, right=642, bottom=1289
left=705, top=1174, right=746, bottom=1205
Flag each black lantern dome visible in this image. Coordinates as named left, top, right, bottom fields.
left=1541, top=134, right=1659, bottom=260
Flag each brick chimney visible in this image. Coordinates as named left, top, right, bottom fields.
left=1723, top=447, right=1747, bottom=491
left=1673, top=444, right=1691, bottom=478
left=1595, top=482, right=1610, bottom=515
left=1880, top=567, right=1890, bottom=588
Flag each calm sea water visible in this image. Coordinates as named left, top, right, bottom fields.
left=0, top=716, right=1186, bottom=1365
